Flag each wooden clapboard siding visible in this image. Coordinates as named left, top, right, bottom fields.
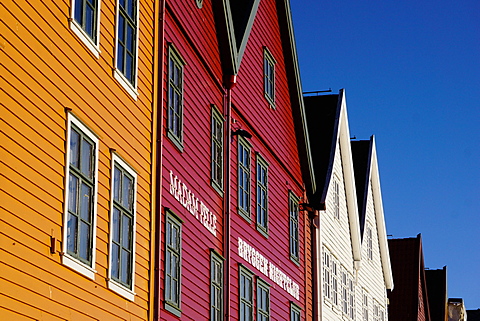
left=158, top=3, right=225, bottom=319
left=2, top=0, right=154, bottom=319
left=232, top=0, right=303, bottom=186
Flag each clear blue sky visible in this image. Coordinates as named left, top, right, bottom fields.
left=290, top=0, right=480, bottom=309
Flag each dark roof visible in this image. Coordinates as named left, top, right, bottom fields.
left=350, top=139, right=372, bottom=239
left=303, top=94, right=339, bottom=209
left=425, top=267, right=448, bottom=321
left=388, top=235, right=431, bottom=321
left=467, top=309, right=480, bottom=321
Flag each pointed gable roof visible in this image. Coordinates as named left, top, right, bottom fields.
left=212, top=0, right=261, bottom=75
left=351, top=136, right=394, bottom=290
left=388, top=235, right=431, bottom=321
left=304, top=89, right=362, bottom=264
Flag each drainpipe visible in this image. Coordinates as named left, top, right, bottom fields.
left=311, top=210, right=321, bottom=320
left=151, top=0, right=166, bottom=319
left=224, top=74, right=236, bottom=320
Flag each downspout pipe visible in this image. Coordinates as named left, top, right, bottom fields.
left=311, top=210, right=321, bottom=320
left=152, top=0, right=166, bottom=319
left=224, top=74, right=236, bottom=320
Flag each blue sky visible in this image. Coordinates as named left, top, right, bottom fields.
left=290, top=0, right=480, bottom=309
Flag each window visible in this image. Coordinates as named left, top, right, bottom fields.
left=164, top=210, right=182, bottom=317
left=333, top=178, right=340, bottom=220
left=341, top=270, right=348, bottom=314
left=289, top=192, right=300, bottom=262
left=331, top=258, right=338, bottom=306
left=322, top=249, right=331, bottom=300
left=211, top=106, right=224, bottom=194
left=263, top=48, right=275, bottom=106
left=238, top=137, right=251, bottom=220
left=373, top=302, right=380, bottom=321
left=108, top=154, right=137, bottom=300
left=349, top=278, right=355, bottom=319
left=211, top=251, right=224, bottom=321
left=362, top=291, right=369, bottom=321
left=114, top=0, right=139, bottom=98
left=70, top=0, right=101, bottom=56
left=367, top=226, right=373, bottom=260
left=380, top=309, right=385, bottom=321
left=290, top=302, right=301, bottom=321
left=257, top=278, right=270, bottom=321
left=62, top=114, right=99, bottom=279
left=167, top=45, right=185, bottom=149
left=256, top=154, right=268, bottom=235
left=239, top=265, right=254, bottom=321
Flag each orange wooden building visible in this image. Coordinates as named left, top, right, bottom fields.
left=1, top=0, right=159, bottom=319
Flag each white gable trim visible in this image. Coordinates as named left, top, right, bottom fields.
left=321, top=89, right=363, bottom=267
left=368, top=136, right=394, bottom=290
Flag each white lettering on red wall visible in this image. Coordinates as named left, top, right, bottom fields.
left=238, top=237, right=300, bottom=300
left=169, top=170, right=217, bottom=236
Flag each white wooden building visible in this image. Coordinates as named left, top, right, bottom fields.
left=304, top=89, right=394, bottom=320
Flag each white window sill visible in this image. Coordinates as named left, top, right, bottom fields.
left=62, top=253, right=96, bottom=280
left=108, top=279, right=136, bottom=301
left=70, top=20, right=100, bottom=59
left=114, top=69, right=138, bottom=101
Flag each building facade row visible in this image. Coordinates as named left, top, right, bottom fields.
left=2, top=0, right=395, bottom=320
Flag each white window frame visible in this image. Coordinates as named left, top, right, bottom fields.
left=62, top=113, right=99, bottom=279
left=263, top=47, right=276, bottom=107
left=333, top=177, right=340, bottom=220
left=367, top=225, right=373, bottom=260
left=322, top=247, right=331, bottom=301
left=107, top=153, right=137, bottom=300
left=70, top=0, right=102, bottom=58
left=114, top=0, right=139, bottom=100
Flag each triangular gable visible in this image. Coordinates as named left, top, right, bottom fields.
left=351, top=136, right=394, bottom=290
left=213, top=0, right=260, bottom=75
left=304, top=89, right=362, bottom=265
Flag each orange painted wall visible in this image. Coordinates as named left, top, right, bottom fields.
left=1, top=0, right=154, bottom=319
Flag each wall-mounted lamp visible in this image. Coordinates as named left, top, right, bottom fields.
left=232, top=129, right=252, bottom=139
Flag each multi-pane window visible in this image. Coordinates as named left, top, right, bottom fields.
left=165, top=211, right=182, bottom=317
left=256, top=155, right=268, bottom=235
left=108, top=154, right=137, bottom=299
left=333, top=178, right=340, bottom=220
left=322, top=248, right=331, bottom=300
left=70, top=0, right=101, bottom=55
left=332, top=259, right=338, bottom=305
left=363, top=291, right=369, bottom=321
left=63, top=114, right=99, bottom=278
left=290, top=302, right=301, bottom=321
left=257, top=278, right=270, bottom=321
left=373, top=302, right=380, bottom=321
left=263, top=48, right=275, bottom=106
left=211, top=107, right=224, bottom=194
left=289, top=193, right=300, bottom=262
left=341, top=270, right=348, bottom=314
left=115, top=0, right=138, bottom=90
left=239, top=265, right=254, bottom=321
left=167, top=46, right=185, bottom=148
left=367, top=226, right=373, bottom=260
left=211, top=251, right=224, bottom=321
left=380, top=309, right=385, bottom=321
left=238, top=138, right=251, bottom=220
left=349, top=278, right=355, bottom=319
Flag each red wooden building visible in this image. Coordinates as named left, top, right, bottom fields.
left=155, top=0, right=314, bottom=320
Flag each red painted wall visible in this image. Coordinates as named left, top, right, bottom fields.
left=160, top=0, right=307, bottom=319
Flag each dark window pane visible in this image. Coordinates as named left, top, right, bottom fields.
left=114, top=167, right=121, bottom=202
left=74, top=0, right=83, bottom=25
left=111, top=243, right=120, bottom=279
left=118, top=16, right=125, bottom=42
left=80, top=183, right=92, bottom=221
left=121, top=249, right=131, bottom=284
left=70, top=129, right=80, bottom=168
left=122, top=214, right=131, bottom=248
left=85, top=6, right=94, bottom=37
left=79, top=221, right=91, bottom=260
left=81, top=139, right=93, bottom=178
left=113, top=208, right=121, bottom=242
left=68, top=174, right=78, bottom=214
left=123, top=175, right=132, bottom=209
left=67, top=213, right=78, bottom=253
left=117, top=44, right=125, bottom=71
